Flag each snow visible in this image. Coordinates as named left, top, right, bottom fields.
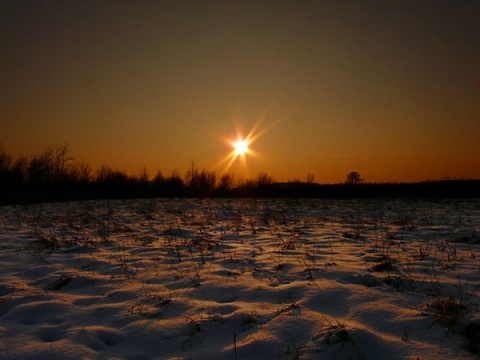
left=0, top=198, right=479, bottom=359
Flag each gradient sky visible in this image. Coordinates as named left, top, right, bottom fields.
left=2, top=0, right=479, bottom=183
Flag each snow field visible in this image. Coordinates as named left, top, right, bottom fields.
left=0, top=198, right=479, bottom=359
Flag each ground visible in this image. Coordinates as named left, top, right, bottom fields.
left=0, top=198, right=479, bottom=359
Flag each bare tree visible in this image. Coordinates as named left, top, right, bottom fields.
left=96, top=164, right=112, bottom=183
left=306, top=173, right=315, bottom=184
left=27, top=144, right=73, bottom=184
left=255, top=172, right=274, bottom=187
left=70, top=161, right=91, bottom=182
left=185, top=161, right=200, bottom=189
left=52, top=144, right=73, bottom=181
left=137, top=166, right=149, bottom=184
left=153, top=170, right=165, bottom=186
left=198, top=170, right=216, bottom=194
left=345, top=171, right=363, bottom=185
left=12, top=156, right=28, bottom=183
left=218, top=173, right=234, bottom=191
left=0, top=144, right=12, bottom=171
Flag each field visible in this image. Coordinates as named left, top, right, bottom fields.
left=1, top=198, right=479, bottom=360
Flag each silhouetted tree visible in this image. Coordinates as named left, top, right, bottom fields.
left=198, top=170, right=216, bottom=195
left=96, top=164, right=128, bottom=185
left=137, top=167, right=149, bottom=185
left=217, top=173, right=234, bottom=193
left=0, top=145, right=15, bottom=192
left=51, top=144, right=73, bottom=182
left=0, top=144, right=12, bottom=171
left=96, top=164, right=114, bottom=183
left=26, top=144, right=74, bottom=186
left=345, top=171, right=363, bottom=185
left=185, top=162, right=200, bottom=190
left=255, top=172, right=274, bottom=187
left=306, top=173, right=315, bottom=184
left=152, top=169, right=183, bottom=196
left=153, top=170, right=165, bottom=186
left=164, top=171, right=184, bottom=194
left=69, top=161, right=91, bottom=183
left=28, top=152, right=53, bottom=185
left=12, top=156, right=28, bottom=184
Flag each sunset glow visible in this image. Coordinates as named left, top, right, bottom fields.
left=1, top=2, right=479, bottom=183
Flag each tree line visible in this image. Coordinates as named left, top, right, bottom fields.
left=0, top=144, right=277, bottom=203
left=0, top=144, right=479, bottom=205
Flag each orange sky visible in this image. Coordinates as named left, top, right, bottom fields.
left=1, top=1, right=479, bottom=183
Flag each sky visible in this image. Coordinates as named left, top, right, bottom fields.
left=1, top=0, right=479, bottom=184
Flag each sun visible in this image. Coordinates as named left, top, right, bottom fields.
left=233, top=138, right=249, bottom=156
left=215, top=125, right=268, bottom=175
left=213, top=108, right=277, bottom=176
